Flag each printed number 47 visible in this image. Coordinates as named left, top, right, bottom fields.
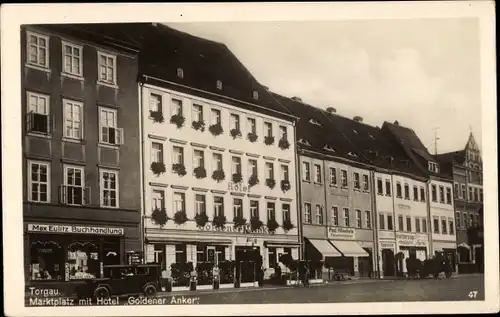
left=468, top=291, right=478, bottom=299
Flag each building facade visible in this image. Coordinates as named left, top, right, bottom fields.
left=21, top=24, right=142, bottom=289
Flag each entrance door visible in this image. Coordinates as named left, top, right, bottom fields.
left=474, top=247, right=483, bottom=273
left=207, top=246, right=217, bottom=265
left=235, top=246, right=260, bottom=283
left=382, top=249, right=395, bottom=277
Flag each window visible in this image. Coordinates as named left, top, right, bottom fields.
left=171, top=98, right=183, bottom=116
left=454, top=183, right=460, bottom=198
left=172, top=146, right=184, bottom=165
left=473, top=188, right=479, bottom=201
left=404, top=183, right=410, bottom=199
left=398, top=215, right=404, bottom=231
left=362, top=175, right=369, bottom=191
left=100, top=169, right=118, bottom=208
left=26, top=32, right=49, bottom=68
left=211, top=109, right=221, bottom=125
left=356, top=210, right=362, bottom=228
left=341, top=170, right=348, bottom=187
left=175, top=245, right=187, bottom=264
left=433, top=217, right=439, bottom=234
left=62, top=165, right=85, bottom=205
left=62, top=99, right=83, bottom=139
left=250, top=200, right=259, bottom=218
left=26, top=91, right=50, bottom=135
left=281, top=165, right=289, bottom=181
left=279, top=126, right=287, bottom=140
left=314, top=164, right=322, bottom=183
left=192, top=104, right=203, bottom=122
left=99, top=107, right=122, bottom=145
left=387, top=215, right=394, bottom=230
left=212, top=153, right=223, bottom=172
left=173, top=192, right=185, bottom=213
left=232, top=156, right=242, bottom=175
left=304, top=203, right=311, bottom=224
left=176, top=68, right=184, bottom=78
left=62, top=41, right=82, bottom=76
left=151, top=142, right=164, bottom=163
left=267, top=202, right=276, bottom=221
left=446, top=187, right=452, bottom=204
left=428, top=161, right=440, bottom=173
left=233, top=198, right=243, bottom=218
left=150, top=93, right=162, bottom=113
left=248, top=159, right=258, bottom=178
left=152, top=190, right=165, bottom=211
left=396, top=182, right=402, bottom=198
left=374, top=178, right=382, bottom=195
left=315, top=205, right=324, bottom=225
left=253, top=91, right=259, bottom=100
left=282, top=204, right=291, bottom=222
left=193, top=149, right=204, bottom=169
left=439, top=186, right=445, bottom=203
left=385, top=179, right=391, bottom=196
left=330, top=168, right=337, bottom=185
left=431, top=185, right=437, bottom=202
left=332, top=207, right=339, bottom=226
left=456, top=212, right=462, bottom=229
left=264, top=122, right=273, bottom=137
left=195, top=194, right=206, bottom=214
left=230, top=114, right=240, bottom=131
left=468, top=214, right=473, bottom=228
left=422, top=218, right=427, bottom=233
left=463, top=212, right=468, bottom=228
left=448, top=218, right=454, bottom=235
left=460, top=184, right=466, bottom=199
left=441, top=218, right=447, bottom=234
left=415, top=217, right=421, bottom=233
left=247, top=118, right=256, bottom=134
left=302, top=162, right=310, bottom=181
left=216, top=80, right=223, bottom=90
left=28, top=161, right=50, bottom=203
left=379, top=214, right=385, bottom=230
left=459, top=246, right=471, bottom=263
left=268, top=247, right=277, bottom=268
left=420, top=187, right=426, bottom=202
left=406, top=216, right=412, bottom=232
left=353, top=172, right=360, bottom=189
left=413, top=186, right=418, bottom=201
left=363, top=210, right=371, bottom=229
left=343, top=208, right=350, bottom=227
left=468, top=186, right=473, bottom=201
left=479, top=188, right=483, bottom=202
left=265, top=162, right=274, bottom=180
left=97, top=52, right=116, bottom=84
left=214, top=196, right=224, bottom=217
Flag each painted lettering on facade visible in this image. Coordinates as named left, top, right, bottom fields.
left=396, top=233, right=428, bottom=247
left=27, top=224, right=124, bottom=236
left=327, top=227, right=356, bottom=239
left=380, top=242, right=395, bottom=249
left=228, top=182, right=250, bottom=193
left=199, top=223, right=273, bottom=235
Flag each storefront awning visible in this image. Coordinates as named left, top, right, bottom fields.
left=329, top=240, right=368, bottom=257
left=307, top=239, right=342, bottom=257
left=264, top=240, right=300, bottom=248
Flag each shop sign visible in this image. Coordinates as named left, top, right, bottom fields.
left=64, top=263, right=69, bottom=282
left=199, top=223, right=274, bottom=235
left=228, top=182, right=250, bottom=193
left=380, top=242, right=395, bottom=249
left=396, top=233, right=428, bottom=247
left=327, top=227, right=356, bottom=239
left=27, top=223, right=124, bottom=236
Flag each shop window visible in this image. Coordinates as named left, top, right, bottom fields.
left=268, top=247, right=277, bottom=268
left=30, top=240, right=64, bottom=281
left=196, top=245, right=207, bottom=263
left=215, top=246, right=226, bottom=263
left=154, top=244, right=164, bottom=265
left=175, top=244, right=187, bottom=264
left=67, top=241, right=99, bottom=280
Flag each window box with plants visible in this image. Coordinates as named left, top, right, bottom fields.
left=192, top=120, right=206, bottom=132
left=281, top=180, right=291, bottom=192
left=248, top=174, right=259, bottom=187
left=193, top=166, right=207, bottom=179
left=208, top=123, right=224, bottom=136
left=173, top=210, right=188, bottom=226
left=250, top=216, right=263, bottom=232
left=212, top=170, right=225, bottom=183
left=264, top=136, right=275, bottom=146
left=247, top=132, right=258, bottom=143
left=170, top=262, right=194, bottom=287
left=233, top=215, right=247, bottom=229
left=196, top=262, right=214, bottom=286
left=170, top=114, right=186, bottom=129
left=265, top=178, right=276, bottom=189
left=278, top=138, right=290, bottom=150
left=172, top=163, right=187, bottom=177
left=150, top=161, right=166, bottom=176
left=282, top=219, right=295, bottom=233
left=212, top=214, right=227, bottom=230
left=267, top=218, right=279, bottom=233
left=149, top=110, right=165, bottom=123
left=151, top=208, right=168, bottom=227
left=195, top=212, right=209, bottom=228
left=230, top=128, right=242, bottom=139
left=232, top=173, right=243, bottom=184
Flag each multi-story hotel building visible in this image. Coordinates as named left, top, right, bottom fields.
left=21, top=24, right=142, bottom=291
left=436, top=132, right=483, bottom=273
left=128, top=24, right=300, bottom=280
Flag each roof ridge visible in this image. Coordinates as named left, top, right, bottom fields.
left=160, top=23, right=226, bottom=47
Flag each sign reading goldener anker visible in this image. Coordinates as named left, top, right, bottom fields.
left=327, top=227, right=356, bottom=239
left=27, top=223, right=125, bottom=236
left=396, top=233, right=428, bottom=247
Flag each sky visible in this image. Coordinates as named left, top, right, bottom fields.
left=166, top=18, right=482, bottom=154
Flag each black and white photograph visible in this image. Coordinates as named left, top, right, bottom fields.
left=1, top=2, right=498, bottom=316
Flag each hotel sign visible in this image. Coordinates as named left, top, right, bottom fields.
left=27, top=223, right=124, bottom=236
left=199, top=223, right=274, bottom=235
left=396, top=233, right=428, bottom=247
left=228, top=182, right=250, bottom=193
left=327, top=227, right=356, bottom=240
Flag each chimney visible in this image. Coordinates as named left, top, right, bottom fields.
left=326, top=107, right=337, bottom=114
left=394, top=120, right=399, bottom=126
left=291, top=96, right=302, bottom=102
left=353, top=116, right=363, bottom=123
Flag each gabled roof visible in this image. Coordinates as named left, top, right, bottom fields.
left=435, top=150, right=466, bottom=165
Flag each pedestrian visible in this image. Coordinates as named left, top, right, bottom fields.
left=304, top=263, right=310, bottom=287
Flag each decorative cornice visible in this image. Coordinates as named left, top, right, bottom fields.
left=264, top=196, right=278, bottom=201
left=209, top=146, right=225, bottom=152
left=229, top=150, right=244, bottom=155
left=211, top=189, right=227, bottom=195
left=148, top=134, right=167, bottom=141
left=171, top=185, right=189, bottom=190
left=97, top=164, right=120, bottom=170
left=60, top=158, right=86, bottom=166
left=230, top=192, right=246, bottom=197
left=248, top=194, right=262, bottom=199
left=149, top=182, right=168, bottom=188
left=278, top=158, right=291, bottom=164
left=246, top=153, right=260, bottom=158
left=170, top=138, right=187, bottom=145
left=190, top=142, right=207, bottom=149
left=280, top=198, right=293, bottom=202
left=192, top=187, right=209, bottom=192
left=263, top=156, right=276, bottom=161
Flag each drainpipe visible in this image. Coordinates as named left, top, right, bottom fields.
left=425, top=179, right=432, bottom=257
left=390, top=174, right=398, bottom=274
left=138, top=77, right=147, bottom=260
left=294, top=133, right=304, bottom=260
left=370, top=169, right=380, bottom=279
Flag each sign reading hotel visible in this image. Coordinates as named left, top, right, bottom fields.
left=396, top=233, right=428, bottom=247
left=199, top=223, right=274, bottom=235
left=328, top=227, right=356, bottom=240
left=227, top=182, right=250, bottom=193
left=27, top=223, right=124, bottom=236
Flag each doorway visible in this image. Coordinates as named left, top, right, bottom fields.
left=381, top=249, right=395, bottom=277
left=474, top=247, right=483, bottom=273
left=443, top=248, right=457, bottom=272
left=235, top=246, right=260, bottom=283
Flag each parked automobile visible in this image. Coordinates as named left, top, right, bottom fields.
left=75, top=264, right=161, bottom=300
left=405, top=256, right=452, bottom=279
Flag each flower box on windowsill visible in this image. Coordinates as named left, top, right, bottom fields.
left=170, top=114, right=186, bottom=129
left=278, top=138, right=290, bottom=150
left=282, top=219, right=295, bottom=232
left=192, top=120, right=206, bottom=132
left=247, top=132, right=258, bottom=143
left=151, top=162, right=166, bottom=176
left=173, top=211, right=188, bottom=225
left=266, top=219, right=279, bottom=233
left=233, top=216, right=247, bottom=229
left=265, top=178, right=276, bottom=189
left=172, top=163, right=187, bottom=177
left=232, top=173, right=243, bottom=184
left=151, top=208, right=168, bottom=227
left=212, top=170, right=226, bottom=183
left=264, top=136, right=275, bottom=146
left=209, top=123, right=224, bottom=136
left=281, top=180, right=291, bottom=192
left=149, top=110, right=165, bottom=123
left=195, top=212, right=209, bottom=228
left=248, top=175, right=259, bottom=187
left=230, top=129, right=242, bottom=139
left=193, top=166, right=207, bottom=179
left=212, top=214, right=227, bottom=229
left=250, top=216, right=263, bottom=232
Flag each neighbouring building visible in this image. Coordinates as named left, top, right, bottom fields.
left=22, top=24, right=142, bottom=291
left=435, top=132, right=483, bottom=273
left=115, top=23, right=300, bottom=284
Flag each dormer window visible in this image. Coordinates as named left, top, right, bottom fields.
left=347, top=152, right=358, bottom=158
left=309, top=119, right=321, bottom=126
left=298, top=138, right=311, bottom=146
left=323, top=144, right=335, bottom=152
left=368, top=134, right=375, bottom=139
left=353, top=129, right=358, bottom=135
left=176, top=68, right=184, bottom=79
left=385, top=156, right=394, bottom=165
left=428, top=161, right=440, bottom=173
left=216, top=80, right=223, bottom=90
left=252, top=91, right=259, bottom=100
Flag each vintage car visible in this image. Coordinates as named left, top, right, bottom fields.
left=75, top=264, right=161, bottom=300
left=406, top=256, right=453, bottom=279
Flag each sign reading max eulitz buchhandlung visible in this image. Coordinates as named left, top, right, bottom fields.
left=27, top=223, right=124, bottom=236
